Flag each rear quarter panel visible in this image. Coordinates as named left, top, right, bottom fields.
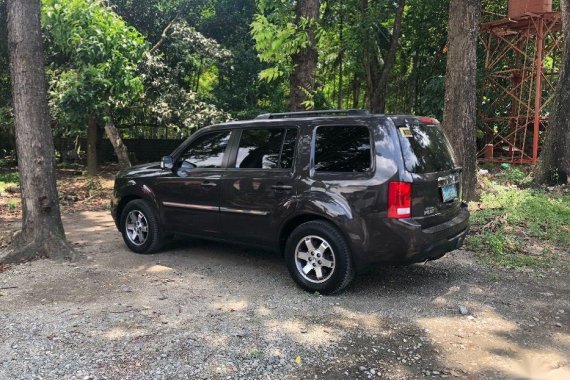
left=289, top=118, right=405, bottom=269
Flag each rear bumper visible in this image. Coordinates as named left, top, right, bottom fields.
left=355, top=204, right=469, bottom=269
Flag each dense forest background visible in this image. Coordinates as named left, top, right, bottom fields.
left=0, top=0, right=562, bottom=144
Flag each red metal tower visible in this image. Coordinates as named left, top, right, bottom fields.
left=478, top=0, right=563, bottom=164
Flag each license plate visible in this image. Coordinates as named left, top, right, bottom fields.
left=441, top=184, right=458, bottom=202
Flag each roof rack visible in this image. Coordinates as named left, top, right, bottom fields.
left=255, top=109, right=370, bottom=120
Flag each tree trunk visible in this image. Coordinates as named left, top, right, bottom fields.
left=372, top=0, right=406, bottom=113
left=352, top=72, right=360, bottom=108
left=86, top=114, right=98, bottom=176
left=104, top=117, right=131, bottom=169
left=532, top=0, right=570, bottom=185
left=289, top=0, right=320, bottom=111
left=363, top=0, right=406, bottom=114
left=2, top=0, right=74, bottom=263
left=337, top=2, right=344, bottom=109
left=441, top=0, right=481, bottom=202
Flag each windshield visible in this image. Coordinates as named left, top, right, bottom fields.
left=397, top=121, right=456, bottom=173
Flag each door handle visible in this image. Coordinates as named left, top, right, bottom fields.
left=200, top=181, right=217, bottom=188
left=271, top=184, right=293, bottom=191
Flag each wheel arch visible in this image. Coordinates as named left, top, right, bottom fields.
left=278, top=213, right=355, bottom=256
left=116, top=194, right=143, bottom=230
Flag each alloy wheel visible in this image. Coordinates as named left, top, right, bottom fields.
left=125, top=210, right=149, bottom=246
left=294, top=235, right=336, bottom=284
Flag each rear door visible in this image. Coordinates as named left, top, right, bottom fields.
left=220, top=126, right=298, bottom=247
left=393, top=117, right=462, bottom=228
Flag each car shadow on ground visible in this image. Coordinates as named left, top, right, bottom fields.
left=157, top=235, right=468, bottom=296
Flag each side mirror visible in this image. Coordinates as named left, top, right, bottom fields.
left=161, top=155, right=174, bottom=170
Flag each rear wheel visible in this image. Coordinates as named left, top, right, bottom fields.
left=285, top=220, right=355, bottom=294
left=120, top=199, right=164, bottom=254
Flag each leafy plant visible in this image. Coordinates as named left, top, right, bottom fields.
left=467, top=181, right=570, bottom=268
left=0, top=171, right=19, bottom=193
left=85, top=176, right=103, bottom=197
left=42, top=0, right=147, bottom=135
left=6, top=198, right=18, bottom=210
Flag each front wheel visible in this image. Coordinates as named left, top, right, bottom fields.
left=285, top=220, right=355, bottom=294
left=120, top=199, right=164, bottom=254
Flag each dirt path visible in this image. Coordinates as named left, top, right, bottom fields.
left=0, top=211, right=568, bottom=379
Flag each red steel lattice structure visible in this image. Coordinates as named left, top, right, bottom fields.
left=478, top=10, right=562, bottom=164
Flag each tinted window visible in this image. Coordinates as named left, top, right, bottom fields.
left=236, top=128, right=297, bottom=169
left=314, top=126, right=372, bottom=173
left=397, top=122, right=455, bottom=173
left=280, top=128, right=297, bottom=169
left=180, top=131, right=231, bottom=169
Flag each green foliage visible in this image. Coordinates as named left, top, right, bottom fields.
left=467, top=182, right=570, bottom=268
left=251, top=0, right=311, bottom=82
left=42, top=0, right=147, bottom=134
left=6, top=198, right=18, bottom=210
left=203, top=0, right=289, bottom=118
left=0, top=0, right=13, bottom=145
left=109, top=0, right=210, bottom=43
left=0, top=0, right=564, bottom=148
left=494, top=166, right=528, bottom=184
left=0, top=171, right=19, bottom=194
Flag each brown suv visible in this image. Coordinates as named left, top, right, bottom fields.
left=111, top=110, right=469, bottom=294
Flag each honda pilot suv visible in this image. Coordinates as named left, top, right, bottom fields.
left=111, top=110, right=469, bottom=294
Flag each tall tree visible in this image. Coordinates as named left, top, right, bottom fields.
left=363, top=0, right=406, bottom=113
left=532, top=0, right=569, bottom=185
left=289, top=0, right=320, bottom=111
left=1, top=0, right=73, bottom=263
left=42, top=0, right=147, bottom=171
left=441, top=0, right=481, bottom=201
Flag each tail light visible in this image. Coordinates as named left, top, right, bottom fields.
left=388, top=182, right=412, bottom=218
left=419, top=117, right=439, bottom=124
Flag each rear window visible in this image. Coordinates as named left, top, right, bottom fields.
left=397, top=122, right=456, bottom=173
left=314, top=126, right=372, bottom=173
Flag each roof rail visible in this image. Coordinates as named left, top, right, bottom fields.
left=255, top=109, right=370, bottom=120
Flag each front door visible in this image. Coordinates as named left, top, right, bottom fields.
left=155, top=130, right=232, bottom=237
left=220, top=126, right=298, bottom=247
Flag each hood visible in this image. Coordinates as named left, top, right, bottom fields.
left=117, top=162, right=163, bottom=179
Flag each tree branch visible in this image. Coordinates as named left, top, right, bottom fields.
left=149, top=16, right=179, bottom=54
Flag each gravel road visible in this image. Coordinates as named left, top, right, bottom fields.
left=0, top=211, right=568, bottom=379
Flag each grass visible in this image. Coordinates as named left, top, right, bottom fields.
left=493, top=166, right=528, bottom=184
left=466, top=178, right=570, bottom=269
left=6, top=199, right=19, bottom=210
left=0, top=171, right=19, bottom=193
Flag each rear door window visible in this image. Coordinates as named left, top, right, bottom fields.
left=397, top=122, right=456, bottom=173
left=314, top=125, right=372, bottom=173
left=235, top=127, right=297, bottom=169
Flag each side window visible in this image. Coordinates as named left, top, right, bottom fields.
left=235, top=127, right=297, bottom=169
left=180, top=131, right=231, bottom=169
left=314, top=126, right=372, bottom=173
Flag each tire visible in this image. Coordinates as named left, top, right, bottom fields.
left=119, top=199, right=164, bottom=254
left=285, top=220, right=355, bottom=294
